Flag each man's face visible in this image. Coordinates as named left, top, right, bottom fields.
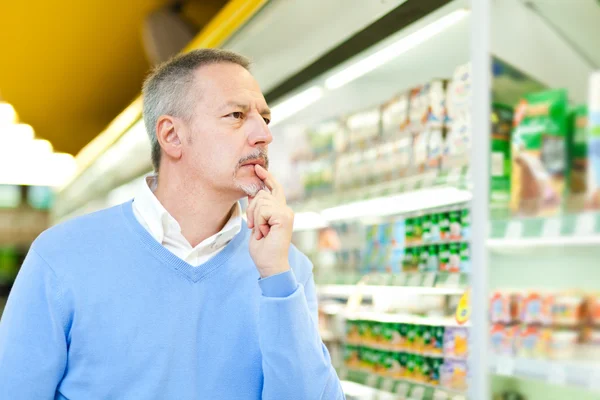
left=181, top=63, right=272, bottom=198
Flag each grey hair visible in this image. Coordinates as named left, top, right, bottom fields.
left=142, top=48, right=251, bottom=172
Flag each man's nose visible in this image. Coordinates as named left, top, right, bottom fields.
left=247, top=114, right=273, bottom=147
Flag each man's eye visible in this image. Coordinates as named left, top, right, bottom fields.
left=231, top=112, right=243, bottom=119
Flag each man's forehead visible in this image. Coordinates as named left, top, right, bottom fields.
left=192, top=63, right=267, bottom=106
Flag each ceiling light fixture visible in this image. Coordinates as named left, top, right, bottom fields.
left=325, top=9, right=469, bottom=90
left=269, top=86, right=324, bottom=127
left=0, top=102, right=17, bottom=125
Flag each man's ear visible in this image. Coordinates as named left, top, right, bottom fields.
left=156, top=115, right=183, bottom=161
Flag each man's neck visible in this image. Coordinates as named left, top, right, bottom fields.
left=153, top=171, right=238, bottom=248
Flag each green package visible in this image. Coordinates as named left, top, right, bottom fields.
left=511, top=89, right=568, bottom=217
left=414, top=355, right=426, bottom=381
left=406, top=324, right=417, bottom=350
left=418, top=245, right=429, bottom=271
left=398, top=352, right=409, bottom=376
left=415, top=324, right=426, bottom=351
left=406, top=354, right=418, bottom=379
left=426, top=245, right=439, bottom=272
left=405, top=218, right=414, bottom=243
left=344, top=345, right=360, bottom=368
left=371, top=321, right=383, bottom=344
left=428, top=357, right=443, bottom=385
left=358, top=320, right=371, bottom=342
left=460, top=208, right=470, bottom=239
left=460, top=242, right=470, bottom=273
left=398, top=323, right=409, bottom=348
left=491, top=103, right=514, bottom=219
left=448, top=242, right=460, bottom=273
left=429, top=212, right=441, bottom=241
left=566, top=105, right=588, bottom=212
left=422, top=326, right=433, bottom=352
left=439, top=244, right=450, bottom=271
left=439, top=212, right=450, bottom=240
left=418, top=356, right=431, bottom=383
left=413, top=216, right=423, bottom=243
left=448, top=209, right=461, bottom=239
left=421, top=214, right=431, bottom=242
left=432, top=326, right=445, bottom=354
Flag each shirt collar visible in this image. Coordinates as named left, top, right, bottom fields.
left=133, top=174, right=242, bottom=250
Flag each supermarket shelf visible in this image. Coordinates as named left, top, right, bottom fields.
left=488, top=212, right=600, bottom=249
left=490, top=355, right=600, bottom=392
left=338, top=367, right=467, bottom=398
left=317, top=284, right=465, bottom=298
left=346, top=311, right=467, bottom=327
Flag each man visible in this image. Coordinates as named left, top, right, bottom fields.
left=0, top=49, right=345, bottom=400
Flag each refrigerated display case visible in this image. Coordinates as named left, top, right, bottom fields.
left=52, top=0, right=600, bottom=399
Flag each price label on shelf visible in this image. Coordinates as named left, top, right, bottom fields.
left=542, top=218, right=561, bottom=237
left=505, top=220, right=523, bottom=239
left=422, top=272, right=436, bottom=288
left=366, top=373, right=378, bottom=388
left=495, top=356, right=515, bottom=376
left=407, top=273, right=422, bottom=287
left=381, top=378, right=395, bottom=392
left=588, top=368, right=600, bottom=391
left=575, top=213, right=596, bottom=236
left=547, top=364, right=567, bottom=386
left=409, top=386, right=426, bottom=400
left=395, top=382, right=410, bottom=396
left=445, top=273, right=461, bottom=288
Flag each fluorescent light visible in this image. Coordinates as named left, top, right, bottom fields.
left=0, top=103, right=17, bottom=125
left=0, top=123, right=34, bottom=143
left=325, top=9, right=469, bottom=89
left=269, top=86, right=324, bottom=127
left=293, top=211, right=328, bottom=231
left=321, top=187, right=472, bottom=222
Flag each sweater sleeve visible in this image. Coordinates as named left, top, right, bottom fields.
left=0, top=248, right=69, bottom=400
left=258, top=267, right=345, bottom=400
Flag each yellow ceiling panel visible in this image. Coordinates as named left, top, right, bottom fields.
left=0, top=0, right=225, bottom=156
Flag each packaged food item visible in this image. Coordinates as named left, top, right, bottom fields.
left=490, top=324, right=517, bottom=356
left=459, top=243, right=470, bottom=274
left=491, top=104, right=514, bottom=218
left=425, top=80, right=450, bottom=126
left=406, top=324, right=418, bottom=351
left=415, top=355, right=429, bottom=382
left=551, top=294, right=584, bottom=326
left=358, top=320, right=372, bottom=345
left=438, top=244, right=450, bottom=271
left=405, top=218, right=415, bottom=244
left=548, top=330, right=579, bottom=360
left=364, top=148, right=379, bottom=185
left=422, top=214, right=432, bottom=243
left=443, top=116, right=471, bottom=169
left=427, top=128, right=445, bottom=170
left=447, top=63, right=472, bottom=121
left=490, top=291, right=513, bottom=324
left=382, top=94, right=409, bottom=137
left=448, top=242, right=461, bottom=273
left=347, top=109, right=381, bottom=150
left=391, top=219, right=406, bottom=248
left=519, top=291, right=553, bottom=325
left=398, top=324, right=410, bottom=350
left=444, top=327, right=469, bottom=359
left=346, top=319, right=361, bottom=344
left=414, top=324, right=426, bottom=352
left=344, top=344, right=361, bottom=368
left=371, top=321, right=384, bottom=346
left=515, top=326, right=551, bottom=358
left=448, top=209, right=462, bottom=240
left=406, top=354, right=420, bottom=380
left=587, top=72, right=600, bottom=209
left=397, top=352, right=410, bottom=378
left=382, top=323, right=401, bottom=349
left=511, top=89, right=568, bottom=217
left=403, top=247, right=419, bottom=272
left=426, top=245, right=440, bottom=272
left=419, top=246, right=430, bottom=272
left=413, top=130, right=429, bottom=174
left=588, top=294, right=600, bottom=326
left=460, top=208, right=470, bottom=240
left=429, top=212, right=441, bottom=242
left=409, top=86, right=426, bottom=129
left=428, top=357, right=443, bottom=385
left=440, top=359, right=468, bottom=391
left=565, top=105, right=588, bottom=212
left=439, top=212, right=450, bottom=240
left=431, top=326, right=445, bottom=355
left=413, top=216, right=424, bottom=243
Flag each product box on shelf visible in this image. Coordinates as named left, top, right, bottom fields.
left=490, top=324, right=518, bottom=356
left=443, top=116, right=470, bottom=170
left=490, top=104, right=514, bottom=218
left=440, top=359, right=468, bottom=391
left=566, top=105, right=588, bottom=212
left=382, top=94, right=410, bottom=138
left=443, top=327, right=468, bottom=359
left=518, top=291, right=554, bottom=325
left=447, top=63, right=472, bottom=121
left=510, top=89, right=569, bottom=217
left=347, top=109, right=381, bottom=150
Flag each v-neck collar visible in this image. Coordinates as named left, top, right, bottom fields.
left=121, top=200, right=249, bottom=283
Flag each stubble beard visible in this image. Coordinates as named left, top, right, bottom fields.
left=233, top=148, right=269, bottom=197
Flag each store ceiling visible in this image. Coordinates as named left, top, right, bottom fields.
left=0, top=0, right=225, bottom=156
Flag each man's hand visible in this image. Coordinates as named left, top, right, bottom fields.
left=246, top=164, right=294, bottom=278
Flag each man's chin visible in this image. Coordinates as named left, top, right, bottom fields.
left=234, top=178, right=266, bottom=197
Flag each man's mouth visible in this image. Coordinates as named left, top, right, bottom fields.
left=241, top=159, right=267, bottom=169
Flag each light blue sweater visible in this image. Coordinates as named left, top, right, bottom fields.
left=0, top=201, right=344, bottom=400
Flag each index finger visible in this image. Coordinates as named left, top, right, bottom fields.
left=254, top=164, right=285, bottom=203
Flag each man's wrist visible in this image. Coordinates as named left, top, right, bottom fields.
left=258, top=262, right=291, bottom=279
left=258, top=267, right=298, bottom=298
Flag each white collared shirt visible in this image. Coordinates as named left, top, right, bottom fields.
left=132, top=175, right=242, bottom=266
